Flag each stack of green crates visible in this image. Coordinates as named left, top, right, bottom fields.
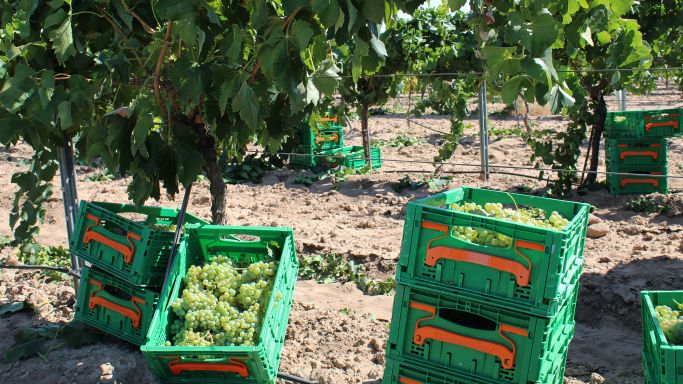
left=641, top=290, right=683, bottom=384
left=289, top=116, right=345, bottom=167
left=604, top=107, right=681, bottom=195
left=384, top=187, right=590, bottom=384
left=70, top=201, right=206, bottom=345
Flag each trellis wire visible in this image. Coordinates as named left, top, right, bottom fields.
left=248, top=150, right=683, bottom=180
left=308, top=67, right=683, bottom=79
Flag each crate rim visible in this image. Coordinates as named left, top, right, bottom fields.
left=408, top=186, right=591, bottom=235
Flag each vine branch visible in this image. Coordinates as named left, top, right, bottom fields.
left=121, top=0, right=155, bottom=34
left=98, top=8, right=147, bottom=72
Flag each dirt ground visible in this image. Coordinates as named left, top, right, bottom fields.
left=1, top=84, right=682, bottom=384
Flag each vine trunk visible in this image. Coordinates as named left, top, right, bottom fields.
left=192, top=122, right=227, bottom=224
left=360, top=103, right=371, bottom=165
left=583, top=93, right=607, bottom=186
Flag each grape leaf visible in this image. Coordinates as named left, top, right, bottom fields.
left=132, top=112, right=152, bottom=158
left=57, top=101, right=72, bottom=130
left=47, top=14, right=76, bottom=64
left=0, top=301, right=29, bottom=318
left=291, top=20, right=314, bottom=49
left=369, top=36, right=387, bottom=57
left=362, top=0, right=384, bottom=23
left=312, top=0, right=341, bottom=28
left=3, top=338, right=47, bottom=363
left=232, top=81, right=259, bottom=130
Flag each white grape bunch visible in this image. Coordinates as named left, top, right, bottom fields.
left=655, top=302, right=683, bottom=345
left=449, top=201, right=570, bottom=248
left=168, top=256, right=279, bottom=347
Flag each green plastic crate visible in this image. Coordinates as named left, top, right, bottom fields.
left=386, top=283, right=576, bottom=384
left=606, top=165, right=668, bottom=195
left=295, top=121, right=344, bottom=151
left=643, top=350, right=657, bottom=384
left=396, top=187, right=589, bottom=317
left=605, top=139, right=668, bottom=167
left=75, top=266, right=160, bottom=346
left=383, top=351, right=567, bottom=384
left=141, top=225, right=298, bottom=384
left=642, top=290, right=683, bottom=384
left=319, top=146, right=383, bottom=170
left=70, top=201, right=207, bottom=287
left=605, top=108, right=682, bottom=139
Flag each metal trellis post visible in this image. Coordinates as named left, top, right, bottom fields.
left=478, top=81, right=490, bottom=181
left=162, top=183, right=193, bottom=291
left=57, top=137, right=81, bottom=293
left=616, top=89, right=627, bottom=111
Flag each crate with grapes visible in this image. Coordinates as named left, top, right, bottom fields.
left=396, top=187, right=590, bottom=317
left=642, top=290, right=683, bottom=384
left=141, top=226, right=298, bottom=384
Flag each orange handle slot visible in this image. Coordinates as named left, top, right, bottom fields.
left=399, top=377, right=421, bottom=384
left=410, top=302, right=528, bottom=370
left=319, top=117, right=338, bottom=123
left=83, top=214, right=141, bottom=263
left=166, top=357, right=249, bottom=377
left=421, top=222, right=544, bottom=287
left=620, top=151, right=657, bottom=160
left=314, top=133, right=339, bottom=144
left=621, top=178, right=658, bottom=188
left=88, top=279, right=145, bottom=328
left=644, top=113, right=679, bottom=132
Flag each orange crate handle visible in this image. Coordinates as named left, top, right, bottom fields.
left=315, top=132, right=339, bottom=144
left=399, top=377, right=421, bottom=384
left=644, top=113, right=679, bottom=132
left=88, top=279, right=145, bottom=328
left=421, top=222, right=544, bottom=287
left=83, top=214, right=141, bottom=264
left=620, top=150, right=658, bottom=160
left=411, top=302, right=528, bottom=370
left=166, top=357, right=249, bottom=377
left=621, top=178, right=658, bottom=188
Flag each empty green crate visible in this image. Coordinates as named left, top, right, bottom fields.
left=141, top=225, right=298, bottom=384
left=605, top=108, right=682, bottom=139
left=75, top=266, right=160, bottom=345
left=383, top=351, right=567, bottom=384
left=396, top=187, right=589, bottom=317
left=642, top=290, right=683, bottom=384
left=386, top=283, right=576, bottom=384
left=319, top=146, right=383, bottom=170
left=605, top=139, right=668, bottom=167
left=70, top=201, right=207, bottom=287
left=606, top=165, right=668, bottom=195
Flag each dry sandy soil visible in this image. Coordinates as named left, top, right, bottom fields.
left=0, top=85, right=682, bottom=384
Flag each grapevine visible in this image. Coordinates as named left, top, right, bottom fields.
left=168, top=257, right=278, bottom=347
left=450, top=202, right=569, bottom=248
left=655, top=302, right=683, bottom=345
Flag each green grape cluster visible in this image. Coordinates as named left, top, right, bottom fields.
left=449, top=202, right=570, bottom=248
left=655, top=302, right=683, bottom=345
left=169, top=257, right=278, bottom=347
left=452, top=226, right=513, bottom=248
